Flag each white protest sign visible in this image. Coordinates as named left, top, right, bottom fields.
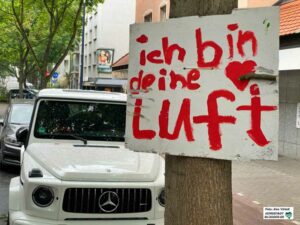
left=125, top=7, right=279, bottom=160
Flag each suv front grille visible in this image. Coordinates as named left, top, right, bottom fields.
left=63, top=188, right=152, bottom=214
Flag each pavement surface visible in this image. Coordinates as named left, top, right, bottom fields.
left=232, top=156, right=300, bottom=224
left=0, top=167, right=18, bottom=225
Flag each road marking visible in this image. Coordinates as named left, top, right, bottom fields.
left=292, top=221, right=300, bottom=225
left=237, top=193, right=244, bottom=196
left=252, top=201, right=260, bottom=205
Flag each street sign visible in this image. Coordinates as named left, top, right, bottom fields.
left=51, top=72, right=59, bottom=85
left=52, top=72, right=59, bottom=79
left=126, top=7, right=279, bottom=161
left=51, top=77, right=57, bottom=84
left=45, top=71, right=50, bottom=77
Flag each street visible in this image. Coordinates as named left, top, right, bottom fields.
left=232, top=157, right=299, bottom=225
left=0, top=167, right=18, bottom=225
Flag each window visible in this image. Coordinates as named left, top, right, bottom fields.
left=89, top=29, right=92, bottom=42
left=94, top=26, right=97, bottom=40
left=94, top=52, right=97, bottom=65
left=84, top=55, right=87, bottom=65
left=34, top=100, right=126, bottom=142
left=10, top=104, right=33, bottom=124
left=88, top=66, right=92, bottom=76
left=160, top=5, right=167, bottom=21
left=64, top=59, right=69, bottom=70
left=89, top=54, right=92, bottom=65
left=144, top=13, right=152, bottom=22
left=93, top=65, right=97, bottom=75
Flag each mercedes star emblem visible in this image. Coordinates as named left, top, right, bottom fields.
left=98, top=191, right=119, bottom=213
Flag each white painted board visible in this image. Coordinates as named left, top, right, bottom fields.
left=125, top=7, right=279, bottom=161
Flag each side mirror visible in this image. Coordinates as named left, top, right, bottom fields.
left=16, top=127, right=29, bottom=144
left=0, top=118, right=3, bottom=126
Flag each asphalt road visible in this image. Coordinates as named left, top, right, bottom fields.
left=233, top=193, right=295, bottom=225
left=0, top=166, right=19, bottom=225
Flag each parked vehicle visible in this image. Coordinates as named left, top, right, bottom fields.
left=8, top=88, right=37, bottom=100
left=8, top=89, right=165, bottom=225
left=0, top=99, right=34, bottom=168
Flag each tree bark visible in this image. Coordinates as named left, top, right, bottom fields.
left=166, top=155, right=233, bottom=225
left=166, top=1, right=237, bottom=225
left=18, top=74, right=24, bottom=99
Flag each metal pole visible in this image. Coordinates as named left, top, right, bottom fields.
left=79, top=0, right=86, bottom=89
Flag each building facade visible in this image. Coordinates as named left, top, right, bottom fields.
left=239, top=0, right=277, bottom=7
left=277, top=0, right=300, bottom=159
left=79, top=0, right=136, bottom=90
left=111, top=0, right=170, bottom=84
left=55, top=55, right=70, bottom=88
left=239, top=0, right=300, bottom=159
left=135, top=0, right=170, bottom=23
left=60, top=0, right=170, bottom=90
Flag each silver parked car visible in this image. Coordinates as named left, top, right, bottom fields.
left=0, top=99, right=34, bottom=168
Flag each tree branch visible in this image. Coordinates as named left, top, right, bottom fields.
left=11, top=0, right=42, bottom=73
left=49, top=0, right=83, bottom=75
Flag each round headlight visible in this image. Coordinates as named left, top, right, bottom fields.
left=32, top=186, right=54, bottom=207
left=158, top=188, right=165, bottom=207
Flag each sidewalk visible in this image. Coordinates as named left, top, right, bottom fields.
left=233, top=155, right=300, bottom=223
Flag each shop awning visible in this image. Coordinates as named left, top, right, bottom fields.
left=279, top=47, right=300, bottom=71
left=95, top=79, right=127, bottom=87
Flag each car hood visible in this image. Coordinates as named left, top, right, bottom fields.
left=26, top=143, right=162, bottom=182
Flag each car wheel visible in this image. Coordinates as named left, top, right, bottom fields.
left=0, top=152, right=3, bottom=169
left=0, top=149, right=6, bottom=170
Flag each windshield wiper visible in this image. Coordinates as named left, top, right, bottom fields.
left=66, top=134, right=88, bottom=145
left=50, top=133, right=88, bottom=145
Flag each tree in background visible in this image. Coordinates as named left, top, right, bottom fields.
left=0, top=0, right=103, bottom=89
left=0, top=4, right=36, bottom=97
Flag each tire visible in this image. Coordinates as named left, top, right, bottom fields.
left=0, top=151, right=3, bottom=170
left=0, top=148, right=7, bottom=171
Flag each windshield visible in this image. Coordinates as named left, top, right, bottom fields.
left=9, top=104, right=34, bottom=124
left=34, top=100, right=126, bottom=142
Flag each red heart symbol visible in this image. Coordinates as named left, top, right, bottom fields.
left=225, top=60, right=257, bottom=91
left=136, top=34, right=148, bottom=43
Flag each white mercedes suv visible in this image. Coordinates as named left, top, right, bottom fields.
left=8, top=89, right=165, bottom=225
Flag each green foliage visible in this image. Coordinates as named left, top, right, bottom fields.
left=0, top=86, right=8, bottom=102
left=0, top=0, right=104, bottom=88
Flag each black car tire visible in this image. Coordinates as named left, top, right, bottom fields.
left=0, top=149, right=6, bottom=170
left=0, top=152, right=3, bottom=169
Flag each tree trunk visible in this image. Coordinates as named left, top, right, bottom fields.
left=165, top=155, right=233, bottom=225
left=18, top=76, right=24, bottom=99
left=40, top=67, right=48, bottom=89
left=166, top=1, right=237, bottom=225
left=170, top=0, right=237, bottom=18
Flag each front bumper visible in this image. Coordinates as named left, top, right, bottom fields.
left=10, top=211, right=164, bottom=225
left=2, top=143, right=21, bottom=166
